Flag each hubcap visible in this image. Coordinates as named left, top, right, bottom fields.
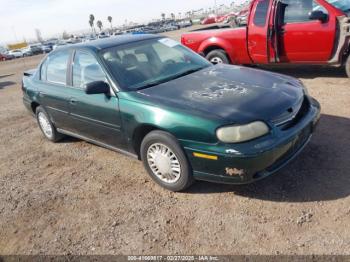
left=210, top=56, right=224, bottom=64
left=147, top=143, right=181, bottom=184
left=38, top=112, right=53, bottom=138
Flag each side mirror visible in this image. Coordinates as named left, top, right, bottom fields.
left=85, top=81, right=110, bottom=95
left=309, top=10, right=328, bottom=23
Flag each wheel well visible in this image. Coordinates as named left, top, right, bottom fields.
left=31, top=102, right=40, bottom=114
left=132, top=124, right=159, bottom=159
left=203, top=46, right=231, bottom=63
left=203, top=46, right=225, bottom=56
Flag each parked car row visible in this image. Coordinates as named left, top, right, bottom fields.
left=1, top=19, right=192, bottom=62
left=0, top=52, right=14, bottom=61
left=119, top=20, right=192, bottom=35
left=201, top=12, right=238, bottom=25
left=0, top=43, right=54, bottom=61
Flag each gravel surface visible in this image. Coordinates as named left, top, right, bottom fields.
left=0, top=27, right=349, bottom=255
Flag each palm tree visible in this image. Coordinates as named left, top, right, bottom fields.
left=161, top=13, right=166, bottom=21
left=97, top=20, right=103, bottom=32
left=107, top=16, right=113, bottom=29
left=171, top=13, right=175, bottom=20
left=89, top=14, right=95, bottom=34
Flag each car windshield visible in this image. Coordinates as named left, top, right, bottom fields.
left=326, top=0, right=350, bottom=12
left=101, top=38, right=211, bottom=90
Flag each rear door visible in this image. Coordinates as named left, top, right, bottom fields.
left=67, top=50, right=127, bottom=150
left=36, top=50, right=72, bottom=130
left=247, top=0, right=274, bottom=64
left=276, top=0, right=336, bottom=62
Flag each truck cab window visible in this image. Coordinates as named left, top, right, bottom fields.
left=282, top=0, right=328, bottom=23
left=253, top=0, right=270, bottom=26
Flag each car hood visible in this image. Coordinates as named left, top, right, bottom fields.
left=132, top=64, right=305, bottom=124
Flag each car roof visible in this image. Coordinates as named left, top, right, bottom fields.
left=57, top=34, right=162, bottom=52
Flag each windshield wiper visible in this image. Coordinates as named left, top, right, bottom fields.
left=169, top=67, right=205, bottom=80
left=137, top=67, right=207, bottom=90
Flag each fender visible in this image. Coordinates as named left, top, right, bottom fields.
left=198, top=37, right=237, bottom=64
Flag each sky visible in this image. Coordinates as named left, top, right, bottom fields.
left=0, top=0, right=245, bottom=45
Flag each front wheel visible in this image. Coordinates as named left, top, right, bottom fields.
left=206, top=49, right=230, bottom=65
left=345, top=55, right=350, bottom=78
left=140, top=131, right=194, bottom=192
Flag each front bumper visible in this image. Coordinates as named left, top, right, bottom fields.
left=182, top=97, right=321, bottom=185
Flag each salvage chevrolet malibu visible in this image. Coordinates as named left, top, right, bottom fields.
left=22, top=35, right=321, bottom=191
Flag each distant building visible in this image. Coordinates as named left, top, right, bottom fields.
left=7, top=42, right=28, bottom=50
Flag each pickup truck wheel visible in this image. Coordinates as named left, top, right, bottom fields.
left=345, top=55, right=350, bottom=78
left=36, top=106, right=64, bottom=143
left=141, top=130, right=194, bottom=192
left=206, top=50, right=230, bottom=64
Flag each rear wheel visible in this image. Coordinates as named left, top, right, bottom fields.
left=141, top=130, right=194, bottom=192
left=206, top=49, right=230, bottom=64
left=36, top=106, right=64, bottom=142
left=345, top=55, right=350, bottom=78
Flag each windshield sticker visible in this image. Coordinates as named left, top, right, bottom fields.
left=158, top=38, right=179, bottom=47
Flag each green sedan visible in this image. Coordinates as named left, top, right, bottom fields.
left=22, top=35, right=321, bottom=191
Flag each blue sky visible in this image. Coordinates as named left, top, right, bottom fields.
left=0, top=0, right=244, bottom=45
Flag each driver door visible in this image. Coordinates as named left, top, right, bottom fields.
left=67, top=50, right=127, bottom=150
left=277, top=0, right=336, bottom=63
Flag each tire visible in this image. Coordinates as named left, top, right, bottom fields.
left=140, top=130, right=194, bottom=192
left=35, top=106, right=64, bottom=142
left=345, top=55, right=350, bottom=78
left=206, top=49, right=230, bottom=64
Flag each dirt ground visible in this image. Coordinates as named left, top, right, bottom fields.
left=0, top=27, right=350, bottom=255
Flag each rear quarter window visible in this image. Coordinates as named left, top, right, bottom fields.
left=46, top=51, right=70, bottom=85
left=40, top=59, right=48, bottom=81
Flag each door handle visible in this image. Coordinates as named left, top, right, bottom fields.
left=69, top=98, right=78, bottom=105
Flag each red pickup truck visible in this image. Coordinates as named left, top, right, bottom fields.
left=181, top=0, right=350, bottom=77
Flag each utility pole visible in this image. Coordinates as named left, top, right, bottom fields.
left=11, top=26, right=18, bottom=42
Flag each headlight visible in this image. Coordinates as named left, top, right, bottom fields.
left=216, top=121, right=269, bottom=143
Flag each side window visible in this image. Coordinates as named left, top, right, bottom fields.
left=282, top=0, right=328, bottom=24
left=40, top=59, right=48, bottom=81
left=253, top=0, right=270, bottom=26
left=46, top=51, right=70, bottom=85
left=73, top=51, right=107, bottom=88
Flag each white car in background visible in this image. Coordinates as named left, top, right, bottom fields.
left=21, top=47, right=33, bottom=57
left=8, top=49, right=23, bottom=58
left=52, top=42, right=67, bottom=50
